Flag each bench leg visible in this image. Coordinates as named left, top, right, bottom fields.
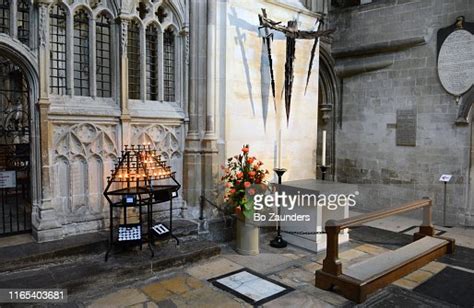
left=315, top=272, right=334, bottom=290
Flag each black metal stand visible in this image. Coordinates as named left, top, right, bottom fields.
left=270, top=168, right=287, bottom=248
left=319, top=165, right=329, bottom=181
left=148, top=187, right=180, bottom=250
left=442, top=181, right=452, bottom=227
left=105, top=197, right=149, bottom=262
left=103, top=145, right=181, bottom=262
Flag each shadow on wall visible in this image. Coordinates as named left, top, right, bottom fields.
left=228, top=6, right=285, bottom=131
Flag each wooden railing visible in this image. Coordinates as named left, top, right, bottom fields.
left=322, top=198, right=434, bottom=276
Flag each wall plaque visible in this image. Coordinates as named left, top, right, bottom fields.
left=396, top=109, right=416, bottom=146
left=0, top=171, right=16, bottom=188
left=437, top=24, right=474, bottom=96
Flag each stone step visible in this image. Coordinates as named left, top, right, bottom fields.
left=0, top=239, right=221, bottom=303
left=0, top=219, right=203, bottom=273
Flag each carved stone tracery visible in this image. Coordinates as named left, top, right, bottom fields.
left=131, top=124, right=182, bottom=161
left=52, top=123, right=118, bottom=222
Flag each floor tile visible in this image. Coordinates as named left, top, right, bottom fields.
left=172, top=286, right=249, bottom=307
left=420, top=261, right=446, bottom=274
left=403, top=270, right=433, bottom=284
left=392, top=278, right=419, bottom=290
left=269, top=266, right=314, bottom=288
left=355, top=243, right=389, bottom=255
left=186, top=257, right=243, bottom=280
left=222, top=252, right=294, bottom=274
left=263, top=290, right=335, bottom=308
left=88, top=288, right=148, bottom=308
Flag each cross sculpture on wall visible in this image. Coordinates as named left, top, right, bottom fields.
left=258, top=9, right=335, bottom=124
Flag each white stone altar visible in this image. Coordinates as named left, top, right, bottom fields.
left=279, top=179, right=354, bottom=252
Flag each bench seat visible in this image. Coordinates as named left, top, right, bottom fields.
left=345, top=236, right=448, bottom=281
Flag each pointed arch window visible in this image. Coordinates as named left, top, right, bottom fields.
left=163, top=28, right=175, bottom=101
left=0, top=0, right=9, bottom=34
left=73, top=9, right=90, bottom=96
left=49, top=4, right=67, bottom=95
left=128, top=20, right=141, bottom=99
left=146, top=24, right=158, bottom=100
left=96, top=13, right=112, bottom=97
left=17, top=0, right=30, bottom=46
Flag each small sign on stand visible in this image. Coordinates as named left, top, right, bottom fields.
left=439, top=174, right=452, bottom=227
left=0, top=171, right=16, bottom=189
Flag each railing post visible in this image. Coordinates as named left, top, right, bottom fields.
left=322, top=225, right=342, bottom=276
left=199, top=195, right=204, bottom=220
left=418, top=199, right=434, bottom=236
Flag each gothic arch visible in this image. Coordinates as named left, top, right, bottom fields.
left=0, top=35, right=41, bottom=231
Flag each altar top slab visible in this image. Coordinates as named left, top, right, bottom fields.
left=282, top=179, right=359, bottom=195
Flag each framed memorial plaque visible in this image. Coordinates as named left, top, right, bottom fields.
left=437, top=17, right=474, bottom=96
left=396, top=109, right=416, bottom=146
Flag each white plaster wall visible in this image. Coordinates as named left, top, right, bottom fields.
left=225, top=0, right=320, bottom=181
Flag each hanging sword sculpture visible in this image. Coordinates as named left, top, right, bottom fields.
left=258, top=9, right=335, bottom=124
left=258, top=9, right=277, bottom=111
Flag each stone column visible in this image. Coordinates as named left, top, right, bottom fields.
left=183, top=0, right=206, bottom=217
left=118, top=16, right=131, bottom=146
left=179, top=23, right=190, bottom=215
left=201, top=0, right=219, bottom=204
left=33, top=0, right=63, bottom=242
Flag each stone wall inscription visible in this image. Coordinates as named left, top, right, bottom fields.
left=396, top=109, right=416, bottom=146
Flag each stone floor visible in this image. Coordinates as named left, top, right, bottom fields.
left=1, top=214, right=474, bottom=307
left=83, top=230, right=470, bottom=307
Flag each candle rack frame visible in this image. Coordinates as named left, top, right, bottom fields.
left=103, top=144, right=181, bottom=261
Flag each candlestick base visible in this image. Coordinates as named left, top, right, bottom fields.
left=270, top=235, right=287, bottom=248
left=270, top=168, right=287, bottom=249
left=318, top=165, right=330, bottom=181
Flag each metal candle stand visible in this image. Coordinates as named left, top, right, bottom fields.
left=270, top=168, right=288, bottom=248
left=319, top=165, right=330, bottom=181
left=103, top=144, right=181, bottom=261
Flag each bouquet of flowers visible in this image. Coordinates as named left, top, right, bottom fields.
left=221, top=145, right=269, bottom=218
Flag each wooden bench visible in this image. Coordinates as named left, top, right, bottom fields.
left=315, top=199, right=455, bottom=303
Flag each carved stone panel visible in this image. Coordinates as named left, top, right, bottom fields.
left=131, top=123, right=184, bottom=184
left=52, top=123, right=118, bottom=224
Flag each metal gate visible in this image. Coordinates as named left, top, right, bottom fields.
left=0, top=55, right=31, bottom=236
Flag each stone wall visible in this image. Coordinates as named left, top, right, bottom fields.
left=330, top=0, right=474, bottom=225
left=224, top=0, right=321, bottom=181
left=32, top=0, right=189, bottom=241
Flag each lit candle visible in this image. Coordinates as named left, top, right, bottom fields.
left=322, top=130, right=327, bottom=166
left=278, top=129, right=282, bottom=168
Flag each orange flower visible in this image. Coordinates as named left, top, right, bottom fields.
left=237, top=172, right=243, bottom=179
left=225, top=182, right=232, bottom=188
left=247, top=157, right=255, bottom=164
left=230, top=188, right=236, bottom=194
left=244, top=181, right=251, bottom=188
left=248, top=171, right=256, bottom=178
left=242, top=147, right=249, bottom=153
